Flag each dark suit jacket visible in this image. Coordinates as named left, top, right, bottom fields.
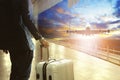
left=0, top=0, right=42, bottom=50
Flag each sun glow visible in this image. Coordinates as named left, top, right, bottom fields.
left=71, top=34, right=100, bottom=53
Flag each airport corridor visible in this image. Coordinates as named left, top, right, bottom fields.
left=0, top=40, right=120, bottom=80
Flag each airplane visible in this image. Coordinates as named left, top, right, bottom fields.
left=66, top=27, right=110, bottom=35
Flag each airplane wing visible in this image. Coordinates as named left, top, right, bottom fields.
left=66, top=29, right=110, bottom=35
left=88, top=29, right=110, bottom=34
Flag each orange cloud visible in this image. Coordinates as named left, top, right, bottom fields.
left=56, top=8, right=65, bottom=14
left=56, top=8, right=75, bottom=17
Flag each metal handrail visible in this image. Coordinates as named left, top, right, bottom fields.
left=98, top=47, right=120, bottom=54
left=78, top=47, right=120, bottom=66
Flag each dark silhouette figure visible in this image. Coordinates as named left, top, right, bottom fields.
left=0, top=0, right=48, bottom=80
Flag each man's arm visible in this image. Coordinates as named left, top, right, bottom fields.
left=21, top=0, right=42, bottom=40
left=20, top=0, right=49, bottom=47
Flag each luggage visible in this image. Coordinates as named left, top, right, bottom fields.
left=36, top=45, right=74, bottom=80
left=40, top=45, right=49, bottom=61
left=36, top=59, right=74, bottom=80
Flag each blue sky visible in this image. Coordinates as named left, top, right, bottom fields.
left=38, top=0, right=120, bottom=30
left=70, top=0, right=115, bottom=22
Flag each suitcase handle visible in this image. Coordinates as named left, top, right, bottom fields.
left=40, top=45, right=49, bottom=61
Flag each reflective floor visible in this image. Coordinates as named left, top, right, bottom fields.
left=0, top=41, right=120, bottom=80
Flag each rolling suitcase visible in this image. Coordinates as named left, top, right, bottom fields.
left=36, top=45, right=74, bottom=80
left=36, top=59, right=74, bottom=80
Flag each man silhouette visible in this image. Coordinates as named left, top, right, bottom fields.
left=0, top=0, right=49, bottom=80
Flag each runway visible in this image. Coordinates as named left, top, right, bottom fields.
left=0, top=40, right=120, bottom=80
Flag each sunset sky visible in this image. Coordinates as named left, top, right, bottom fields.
left=38, top=0, right=120, bottom=31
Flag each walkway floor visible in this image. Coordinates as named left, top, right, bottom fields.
left=0, top=41, right=120, bottom=80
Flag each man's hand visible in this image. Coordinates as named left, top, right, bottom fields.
left=39, top=38, right=49, bottom=48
